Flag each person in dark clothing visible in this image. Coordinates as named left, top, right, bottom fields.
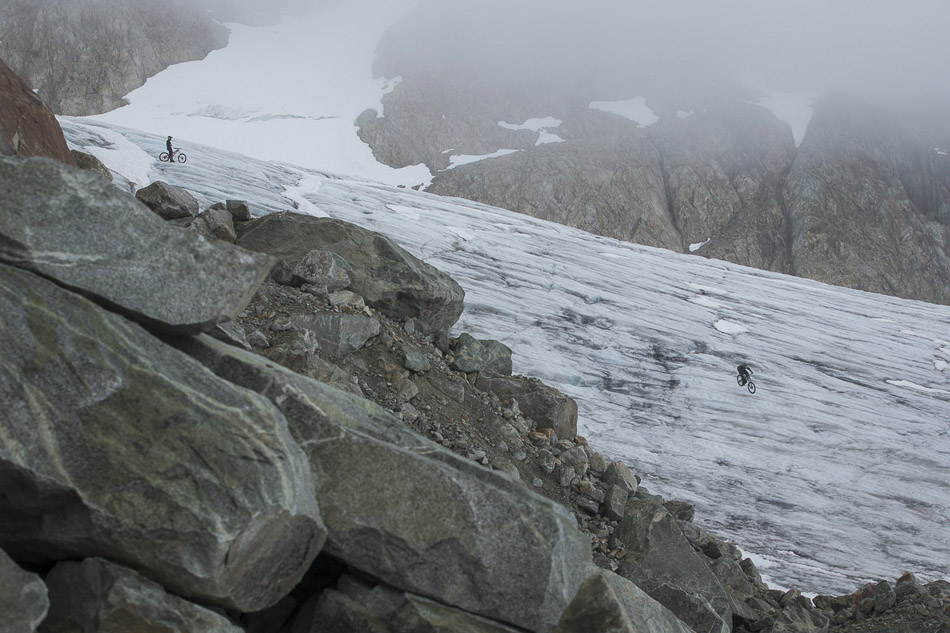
left=166, top=136, right=174, bottom=161
left=737, top=363, right=753, bottom=386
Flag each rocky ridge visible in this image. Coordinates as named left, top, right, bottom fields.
left=0, top=0, right=228, bottom=115
left=2, top=124, right=949, bottom=632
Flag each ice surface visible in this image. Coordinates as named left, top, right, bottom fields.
left=84, top=0, right=429, bottom=188
left=60, top=118, right=950, bottom=596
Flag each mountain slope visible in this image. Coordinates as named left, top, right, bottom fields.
left=0, top=0, right=228, bottom=115
left=61, top=117, right=950, bottom=595
left=50, top=0, right=950, bottom=307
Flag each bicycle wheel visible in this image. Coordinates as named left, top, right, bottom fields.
left=159, top=152, right=169, bottom=162
left=736, top=375, right=744, bottom=386
left=177, top=152, right=187, bottom=164
left=747, top=381, right=756, bottom=394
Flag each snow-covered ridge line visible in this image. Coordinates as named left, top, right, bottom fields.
left=61, top=117, right=950, bottom=596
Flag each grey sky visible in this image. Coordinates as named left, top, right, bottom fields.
left=378, top=0, right=950, bottom=101
left=197, top=0, right=950, bottom=100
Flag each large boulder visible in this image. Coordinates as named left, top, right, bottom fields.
left=451, top=332, right=513, bottom=375
left=135, top=180, right=200, bottom=220
left=173, top=334, right=593, bottom=633
left=555, top=569, right=695, bottom=633
left=70, top=149, right=112, bottom=181
left=0, top=157, right=275, bottom=334
left=0, top=59, right=75, bottom=165
left=615, top=496, right=732, bottom=633
left=0, top=547, right=49, bottom=633
left=476, top=372, right=578, bottom=440
left=235, top=212, right=465, bottom=336
left=290, top=313, right=381, bottom=355
left=0, top=264, right=324, bottom=612
left=42, top=558, right=243, bottom=633
left=292, top=574, right=525, bottom=633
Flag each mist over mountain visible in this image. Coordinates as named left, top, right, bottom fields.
left=360, top=0, right=950, bottom=305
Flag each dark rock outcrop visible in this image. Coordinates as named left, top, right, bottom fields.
left=784, top=95, right=950, bottom=304
left=615, top=495, right=732, bottom=633
left=292, top=574, right=526, bottom=633
left=0, top=158, right=274, bottom=334
left=0, top=263, right=324, bottom=612
left=43, top=558, right=244, bottom=633
left=70, top=149, right=112, bottom=180
left=0, top=59, right=75, bottom=165
left=173, top=333, right=593, bottom=633
left=0, top=0, right=228, bottom=115
left=235, top=212, right=465, bottom=336
left=136, top=180, right=201, bottom=220
left=476, top=372, right=579, bottom=441
left=555, top=569, right=696, bottom=633
left=451, top=332, right=514, bottom=375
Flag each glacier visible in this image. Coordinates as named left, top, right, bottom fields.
left=61, top=117, right=950, bottom=596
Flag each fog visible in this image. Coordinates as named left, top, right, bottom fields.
left=368, top=0, right=949, bottom=103
left=200, top=0, right=948, bottom=103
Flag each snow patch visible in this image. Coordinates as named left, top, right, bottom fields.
left=676, top=110, right=694, bottom=119
left=77, top=126, right=155, bottom=189
left=714, top=319, right=748, bottom=334
left=445, top=149, right=520, bottom=170
left=689, top=238, right=711, bottom=252
left=499, top=117, right=565, bottom=146
left=282, top=172, right=327, bottom=217
left=83, top=0, right=427, bottom=188
left=589, top=96, right=659, bottom=128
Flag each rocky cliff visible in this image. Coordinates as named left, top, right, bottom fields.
left=0, top=0, right=228, bottom=115
left=0, top=58, right=74, bottom=164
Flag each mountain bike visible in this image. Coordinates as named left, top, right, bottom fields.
left=159, top=149, right=187, bottom=163
left=737, top=373, right=756, bottom=394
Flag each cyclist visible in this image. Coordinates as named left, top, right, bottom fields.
left=737, top=363, right=753, bottom=386
left=166, top=136, right=174, bottom=162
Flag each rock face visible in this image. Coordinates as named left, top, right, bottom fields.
left=555, top=569, right=695, bottom=633
left=615, top=496, right=731, bottom=633
left=0, top=0, right=228, bottom=115
left=0, top=157, right=274, bottom=334
left=135, top=180, right=201, bottom=220
left=0, top=548, right=49, bottom=633
left=784, top=95, right=950, bottom=304
left=0, top=263, right=324, bottom=611
left=293, top=574, right=526, bottom=633
left=0, top=59, right=75, bottom=164
left=476, top=372, right=579, bottom=440
left=235, top=212, right=465, bottom=336
left=174, top=333, right=594, bottom=633
left=43, top=558, right=244, bottom=633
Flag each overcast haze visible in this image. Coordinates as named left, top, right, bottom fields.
left=192, top=0, right=942, bottom=103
